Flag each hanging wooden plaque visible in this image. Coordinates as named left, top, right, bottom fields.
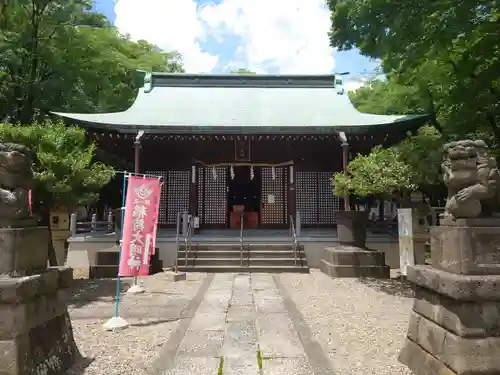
left=234, top=140, right=251, bottom=161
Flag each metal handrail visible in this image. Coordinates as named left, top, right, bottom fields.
left=290, top=214, right=298, bottom=266
left=174, top=212, right=181, bottom=272
left=239, top=213, right=244, bottom=267
left=184, top=215, right=194, bottom=267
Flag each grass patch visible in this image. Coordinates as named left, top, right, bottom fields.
left=257, top=350, right=273, bottom=369
left=218, top=357, right=224, bottom=375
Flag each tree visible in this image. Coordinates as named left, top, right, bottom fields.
left=0, top=120, right=114, bottom=208
left=0, top=0, right=184, bottom=123
left=333, top=146, right=416, bottom=210
left=349, top=79, right=429, bottom=117
left=0, top=120, right=115, bottom=265
left=328, top=0, right=500, bottom=141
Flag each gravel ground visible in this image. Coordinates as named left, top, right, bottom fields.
left=64, top=272, right=207, bottom=375
left=278, top=270, right=414, bottom=375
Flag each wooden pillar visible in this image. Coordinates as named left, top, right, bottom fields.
left=189, top=165, right=198, bottom=215
left=288, top=164, right=296, bottom=222
left=338, top=131, right=350, bottom=211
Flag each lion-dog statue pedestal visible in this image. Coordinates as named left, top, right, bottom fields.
left=0, top=143, right=80, bottom=375
left=399, top=140, right=500, bottom=375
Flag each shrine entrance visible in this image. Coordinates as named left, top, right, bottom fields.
left=227, top=166, right=261, bottom=229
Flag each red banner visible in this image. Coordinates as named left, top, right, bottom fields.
left=118, top=176, right=161, bottom=277
left=150, top=183, right=162, bottom=255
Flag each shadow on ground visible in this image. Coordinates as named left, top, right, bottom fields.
left=65, top=278, right=133, bottom=308
left=357, top=277, right=414, bottom=298
left=66, top=356, right=94, bottom=375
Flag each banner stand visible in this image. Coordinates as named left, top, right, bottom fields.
left=127, top=280, right=145, bottom=294
left=103, top=173, right=130, bottom=331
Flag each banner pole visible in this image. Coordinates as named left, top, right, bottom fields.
left=103, top=173, right=130, bottom=330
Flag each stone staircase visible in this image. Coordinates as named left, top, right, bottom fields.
left=176, top=243, right=309, bottom=273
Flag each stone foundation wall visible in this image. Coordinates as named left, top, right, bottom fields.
left=0, top=267, right=80, bottom=375
left=399, top=265, right=500, bottom=375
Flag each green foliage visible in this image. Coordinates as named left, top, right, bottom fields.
left=349, top=79, right=431, bottom=116
left=328, top=0, right=500, bottom=141
left=0, top=0, right=184, bottom=123
left=395, top=126, right=445, bottom=188
left=333, top=146, right=416, bottom=199
left=0, top=121, right=115, bottom=207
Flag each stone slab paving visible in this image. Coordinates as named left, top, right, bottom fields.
left=152, top=273, right=334, bottom=375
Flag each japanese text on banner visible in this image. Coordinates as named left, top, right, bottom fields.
left=119, top=176, right=161, bottom=277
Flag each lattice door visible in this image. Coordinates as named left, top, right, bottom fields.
left=202, top=167, right=227, bottom=225
left=261, top=167, right=288, bottom=225
left=166, top=170, right=190, bottom=225
left=318, top=172, right=339, bottom=224
left=145, top=171, right=168, bottom=224
left=296, top=171, right=318, bottom=225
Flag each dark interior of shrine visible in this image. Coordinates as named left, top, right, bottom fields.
left=227, top=166, right=261, bottom=214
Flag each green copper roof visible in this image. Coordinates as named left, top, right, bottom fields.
left=51, top=73, right=429, bottom=134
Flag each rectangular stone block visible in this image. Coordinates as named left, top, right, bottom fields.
left=54, top=266, right=74, bottom=288
left=177, top=330, right=224, bottom=357
left=431, top=223, right=500, bottom=275
left=413, top=285, right=500, bottom=337
left=0, top=313, right=79, bottom=375
left=0, top=334, right=31, bottom=375
left=0, top=269, right=60, bottom=303
left=256, top=314, right=304, bottom=358
left=0, top=290, right=69, bottom=340
left=320, top=259, right=390, bottom=278
left=0, top=227, right=49, bottom=276
left=406, top=310, right=500, bottom=374
left=323, top=246, right=386, bottom=266
left=163, top=271, right=186, bottom=282
left=399, top=338, right=457, bottom=375
left=407, top=265, right=500, bottom=301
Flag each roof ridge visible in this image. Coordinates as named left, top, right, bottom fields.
left=148, top=72, right=337, bottom=89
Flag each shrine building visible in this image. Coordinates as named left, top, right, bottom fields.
left=52, top=72, right=429, bottom=231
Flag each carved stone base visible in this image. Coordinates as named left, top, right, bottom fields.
left=0, top=267, right=80, bottom=375
left=431, top=219, right=500, bottom=275
left=399, top=265, right=500, bottom=374
left=319, top=245, right=390, bottom=278
left=0, top=227, right=49, bottom=276
left=336, top=211, right=368, bottom=248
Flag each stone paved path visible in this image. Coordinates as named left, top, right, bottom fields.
left=152, top=273, right=335, bottom=375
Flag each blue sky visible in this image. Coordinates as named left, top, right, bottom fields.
left=92, top=0, right=377, bottom=89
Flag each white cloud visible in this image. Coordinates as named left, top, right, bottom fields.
left=114, top=0, right=335, bottom=74
left=114, top=0, right=219, bottom=73
left=199, top=0, right=335, bottom=73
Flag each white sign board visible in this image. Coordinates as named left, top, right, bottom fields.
left=398, top=208, right=415, bottom=276
left=267, top=194, right=275, bottom=204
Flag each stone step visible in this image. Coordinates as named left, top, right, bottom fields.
left=176, top=250, right=306, bottom=258
left=179, top=243, right=303, bottom=251
left=177, top=264, right=309, bottom=273
left=179, top=257, right=307, bottom=267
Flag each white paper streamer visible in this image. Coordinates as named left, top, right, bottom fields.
left=142, top=234, right=151, bottom=265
